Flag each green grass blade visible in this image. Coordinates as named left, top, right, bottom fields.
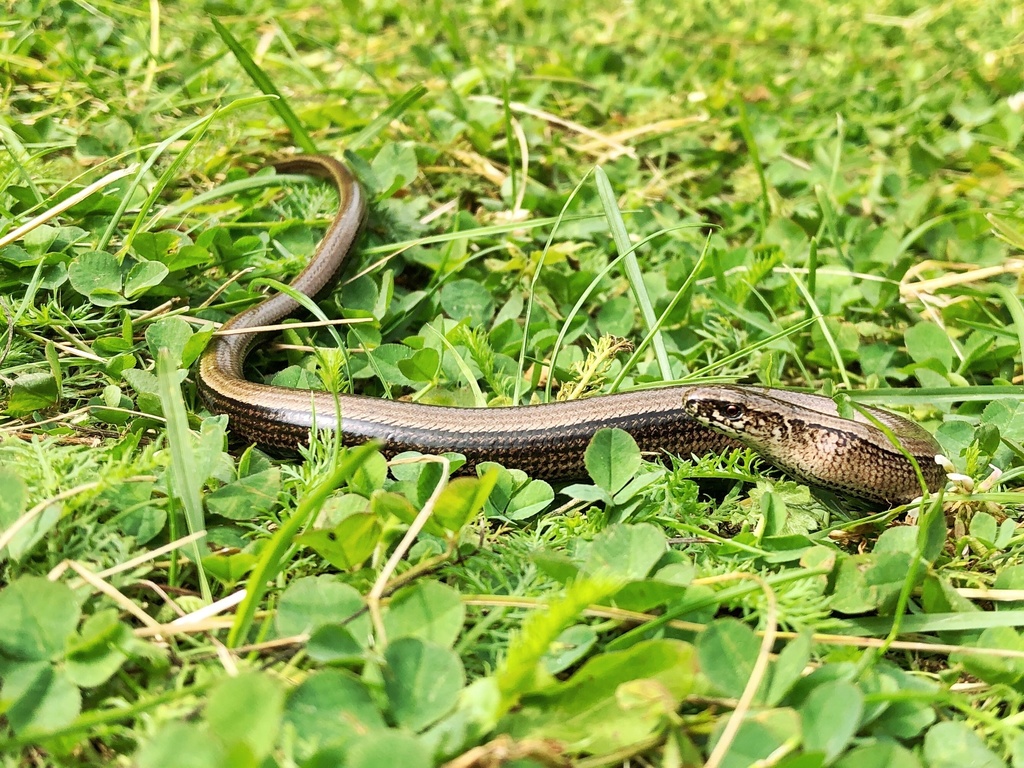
left=97, top=95, right=272, bottom=252
left=682, top=316, right=817, bottom=382
left=785, top=267, right=852, bottom=388
left=594, top=165, right=672, bottom=380
left=735, top=98, right=769, bottom=236
left=610, top=233, right=711, bottom=392
left=210, top=16, right=316, bottom=153
left=226, top=441, right=380, bottom=648
left=850, top=385, right=1024, bottom=405
left=156, top=349, right=211, bottom=602
left=347, top=84, right=428, bottom=151
left=837, top=609, right=1024, bottom=637
left=543, top=223, right=703, bottom=401
left=513, top=169, right=593, bottom=403
left=990, top=283, right=1024, bottom=369
left=815, top=184, right=847, bottom=264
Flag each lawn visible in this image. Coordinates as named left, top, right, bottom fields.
left=2, top=1, right=1024, bottom=766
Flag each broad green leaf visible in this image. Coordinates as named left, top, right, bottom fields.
left=180, top=325, right=215, bottom=368
left=905, top=321, right=954, bottom=372
left=270, top=364, right=321, bottom=389
left=836, top=741, right=922, bottom=768
left=799, top=680, right=864, bottom=762
left=766, top=630, right=812, bottom=706
left=757, top=487, right=787, bottom=538
left=994, top=565, right=1024, bottom=611
left=0, top=469, right=59, bottom=561
left=200, top=551, right=258, bottom=586
left=874, top=524, right=917, bottom=555
left=439, top=278, right=495, bottom=326
left=1014, top=732, right=1024, bottom=768
left=206, top=672, right=285, bottom=761
left=65, top=610, right=130, bottom=688
left=830, top=552, right=912, bottom=615
left=131, top=230, right=181, bottom=262
left=478, top=463, right=555, bottom=520
left=348, top=451, right=389, bottom=498
left=923, top=721, right=1003, bottom=768
left=917, top=498, right=948, bottom=565
left=371, top=141, right=419, bottom=198
left=122, top=368, right=161, bottom=398
left=970, top=511, right=998, bottom=545
left=3, top=663, right=82, bottom=735
left=808, top=318, right=859, bottom=367
left=297, top=513, right=382, bottom=570
left=853, top=227, right=900, bottom=266
left=0, top=244, right=38, bottom=266
left=955, top=626, right=1024, bottom=686
left=27, top=223, right=76, bottom=253
left=0, top=475, right=27, bottom=528
left=867, top=665, right=936, bottom=740
left=205, top=468, right=281, bottom=520
left=0, top=576, right=81, bottom=661
left=532, top=550, right=581, bottom=585
left=580, top=523, right=666, bottom=581
left=346, top=731, right=431, bottom=768
left=980, top=399, right=1024, bottom=469
left=146, top=317, right=194, bottom=369
left=542, top=625, right=597, bottom=674
left=502, top=477, right=555, bottom=520
left=909, top=138, right=944, bottom=175
left=697, top=618, right=761, bottom=700
left=507, top=638, right=698, bottom=753
left=584, top=428, right=642, bottom=493
left=306, top=624, right=364, bottom=664
left=388, top=454, right=449, bottom=508
left=934, top=420, right=974, bottom=469
left=596, top=295, right=634, bottom=336
left=68, top=250, right=124, bottom=305
left=612, top=578, right=690, bottom=613
left=341, top=273, right=380, bottom=316
left=283, top=670, right=386, bottom=758
left=434, top=469, right=500, bottom=532
left=561, top=483, right=614, bottom=504
left=124, top=260, right=169, bottom=297
left=371, top=489, right=445, bottom=535
left=165, top=243, right=212, bottom=273
left=921, top=573, right=980, bottom=621
left=38, top=262, right=69, bottom=290
left=6, top=372, right=59, bottom=417
left=398, top=347, right=441, bottom=382
left=136, top=721, right=226, bottom=768
left=707, top=708, right=801, bottom=768
left=275, top=576, right=368, bottom=640
left=996, top=518, right=1016, bottom=549
left=383, top=581, right=465, bottom=648
left=384, top=638, right=465, bottom=731
left=615, top=678, right=680, bottom=727
left=0, top=467, right=27, bottom=521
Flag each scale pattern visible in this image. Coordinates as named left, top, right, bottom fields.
left=196, top=156, right=945, bottom=506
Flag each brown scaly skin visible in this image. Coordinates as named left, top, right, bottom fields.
left=196, top=155, right=944, bottom=506
left=681, top=386, right=945, bottom=505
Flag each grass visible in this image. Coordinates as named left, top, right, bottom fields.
left=2, top=0, right=1024, bottom=765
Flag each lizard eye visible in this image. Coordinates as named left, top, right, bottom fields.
left=722, top=403, right=744, bottom=420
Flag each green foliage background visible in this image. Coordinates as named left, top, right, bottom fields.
left=2, top=1, right=1024, bottom=766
